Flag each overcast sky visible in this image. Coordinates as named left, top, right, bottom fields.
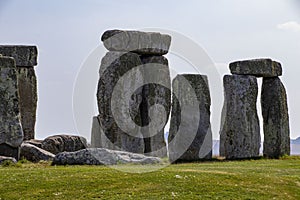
left=0, top=0, right=299, bottom=141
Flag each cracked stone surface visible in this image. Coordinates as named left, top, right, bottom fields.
left=220, top=75, right=260, bottom=159
left=262, top=77, right=290, bottom=158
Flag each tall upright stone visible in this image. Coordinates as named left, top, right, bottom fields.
left=0, top=46, right=38, bottom=140
left=220, top=75, right=260, bottom=159
left=96, top=52, right=144, bottom=153
left=92, top=30, right=171, bottom=156
left=0, top=56, right=23, bottom=160
left=168, top=74, right=212, bottom=162
left=139, top=56, right=171, bottom=157
left=261, top=77, right=290, bottom=158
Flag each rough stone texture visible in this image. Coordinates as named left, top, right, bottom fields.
left=262, top=77, right=290, bottom=158
left=41, top=135, right=88, bottom=155
left=168, top=74, right=212, bottom=162
left=220, top=75, right=260, bottom=159
left=20, top=143, right=54, bottom=162
left=91, top=116, right=115, bottom=149
left=0, top=45, right=38, bottom=140
left=0, top=156, right=17, bottom=164
left=230, top=59, right=282, bottom=77
left=17, top=67, right=37, bottom=140
left=0, top=45, right=38, bottom=66
left=0, top=56, right=23, bottom=160
left=23, top=139, right=43, bottom=148
left=96, top=52, right=144, bottom=153
left=139, top=56, right=171, bottom=157
left=52, top=148, right=162, bottom=165
left=101, top=30, right=171, bottom=55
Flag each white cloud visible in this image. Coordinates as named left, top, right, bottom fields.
left=277, top=21, right=300, bottom=32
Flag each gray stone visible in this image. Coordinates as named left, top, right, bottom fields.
left=0, top=46, right=38, bottom=140
left=139, top=56, right=171, bottom=157
left=0, top=156, right=17, bottom=164
left=262, top=77, right=290, bottom=158
left=0, top=56, right=23, bottom=160
left=101, top=30, right=171, bottom=55
left=230, top=59, right=282, bottom=77
left=17, top=67, right=37, bottom=140
left=41, top=135, right=88, bottom=155
left=20, top=143, right=54, bottom=162
left=23, top=139, right=43, bottom=148
left=168, top=74, right=212, bottom=162
left=52, top=148, right=162, bottom=165
left=220, top=75, right=260, bottom=159
left=0, top=45, right=38, bottom=66
left=96, top=52, right=144, bottom=153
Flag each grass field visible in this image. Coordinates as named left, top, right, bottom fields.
left=0, top=156, right=299, bottom=199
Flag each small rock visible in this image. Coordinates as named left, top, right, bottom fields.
left=230, top=58, right=282, bottom=77
left=52, top=148, right=162, bottom=165
left=41, top=135, right=87, bottom=155
left=0, top=156, right=17, bottom=164
left=23, top=139, right=43, bottom=148
left=20, top=143, right=54, bottom=162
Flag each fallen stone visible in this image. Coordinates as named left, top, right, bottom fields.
left=262, top=77, right=290, bottom=158
left=230, top=58, right=282, bottom=77
left=168, top=74, right=212, bottom=162
left=0, top=156, right=17, bottom=164
left=0, top=56, right=23, bottom=160
left=0, top=45, right=37, bottom=66
left=101, top=30, right=171, bottom=55
left=96, top=52, right=144, bottom=153
left=20, top=143, right=54, bottom=162
left=41, top=135, right=88, bottom=155
left=220, top=75, right=260, bottom=159
left=23, top=139, right=43, bottom=148
left=52, top=148, right=162, bottom=165
left=139, top=56, right=171, bottom=157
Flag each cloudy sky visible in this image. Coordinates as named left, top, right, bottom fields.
left=0, top=0, right=299, bottom=141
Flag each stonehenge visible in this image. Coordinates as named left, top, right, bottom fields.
left=220, top=58, right=290, bottom=159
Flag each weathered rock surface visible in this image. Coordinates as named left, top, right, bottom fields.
left=0, top=56, right=23, bottom=160
left=139, top=56, right=171, bottom=157
left=41, top=135, right=88, bottom=155
left=0, top=156, right=17, bottom=164
left=52, top=148, right=162, bottom=165
left=262, top=77, right=290, bottom=158
left=23, top=139, right=43, bottom=148
left=168, top=74, right=212, bottom=162
left=20, top=143, right=54, bottom=162
left=96, top=52, right=144, bottom=153
left=230, top=59, right=282, bottom=77
left=17, top=67, right=37, bottom=140
left=101, top=30, right=171, bottom=55
left=0, top=45, right=38, bottom=140
left=0, top=46, right=38, bottom=66
left=220, top=75, right=260, bottom=159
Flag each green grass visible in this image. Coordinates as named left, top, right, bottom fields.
left=0, top=156, right=299, bottom=199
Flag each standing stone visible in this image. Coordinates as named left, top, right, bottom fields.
left=220, top=75, right=260, bottom=159
left=96, top=52, right=144, bottom=153
left=168, top=74, right=212, bottom=162
left=139, top=56, right=171, bottom=157
left=229, top=58, right=282, bottom=77
left=262, top=77, right=290, bottom=158
left=0, top=46, right=38, bottom=140
left=0, top=56, right=23, bottom=160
